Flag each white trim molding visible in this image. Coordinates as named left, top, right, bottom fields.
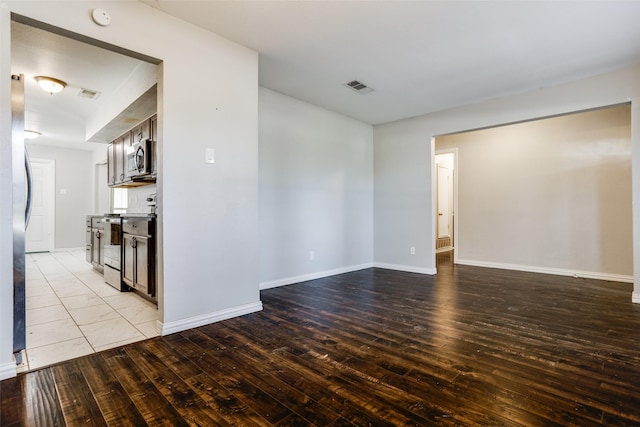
left=260, top=263, right=373, bottom=290
left=457, top=258, right=634, bottom=283
left=159, top=301, right=263, bottom=336
left=0, top=361, right=16, bottom=380
left=632, top=292, right=640, bottom=304
left=373, top=262, right=437, bottom=275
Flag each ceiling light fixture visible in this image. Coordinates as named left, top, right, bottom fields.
left=34, top=76, right=67, bottom=94
left=24, top=130, right=41, bottom=140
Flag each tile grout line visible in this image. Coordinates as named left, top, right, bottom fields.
left=29, top=251, right=99, bottom=358
left=55, top=248, right=140, bottom=352
left=25, top=248, right=159, bottom=371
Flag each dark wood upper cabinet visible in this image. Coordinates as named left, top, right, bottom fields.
left=131, top=119, right=151, bottom=144
left=107, top=114, right=157, bottom=187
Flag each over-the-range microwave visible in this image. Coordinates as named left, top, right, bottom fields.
left=126, top=139, right=154, bottom=179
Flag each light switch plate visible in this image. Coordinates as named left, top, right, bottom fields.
left=205, top=148, right=215, bottom=164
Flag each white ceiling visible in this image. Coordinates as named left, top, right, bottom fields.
left=10, top=1, right=640, bottom=152
left=11, top=21, right=154, bottom=150
left=145, top=0, right=640, bottom=125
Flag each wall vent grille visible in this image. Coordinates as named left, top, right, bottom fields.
left=344, top=80, right=374, bottom=94
left=78, top=88, right=101, bottom=99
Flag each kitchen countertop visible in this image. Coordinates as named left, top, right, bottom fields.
left=121, top=213, right=157, bottom=219
left=87, top=213, right=157, bottom=221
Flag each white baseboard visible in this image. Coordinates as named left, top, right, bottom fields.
left=159, top=301, right=263, bottom=336
left=456, top=258, right=634, bottom=283
left=0, top=361, right=17, bottom=380
left=260, top=263, right=373, bottom=290
left=373, top=262, right=437, bottom=275
left=632, top=292, right=640, bottom=304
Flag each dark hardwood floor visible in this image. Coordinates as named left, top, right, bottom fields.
left=3, top=255, right=640, bottom=426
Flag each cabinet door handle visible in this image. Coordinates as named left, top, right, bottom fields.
left=135, top=146, right=145, bottom=171
left=95, top=230, right=100, bottom=239
left=130, top=236, right=137, bottom=248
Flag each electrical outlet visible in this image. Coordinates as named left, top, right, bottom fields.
left=410, top=246, right=416, bottom=255
left=310, top=251, right=315, bottom=261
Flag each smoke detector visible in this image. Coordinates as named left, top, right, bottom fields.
left=91, top=9, right=112, bottom=26
left=344, top=80, right=374, bottom=94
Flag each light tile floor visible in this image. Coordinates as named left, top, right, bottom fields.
left=18, top=248, right=159, bottom=372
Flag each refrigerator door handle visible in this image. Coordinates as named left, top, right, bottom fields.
left=25, top=148, right=33, bottom=227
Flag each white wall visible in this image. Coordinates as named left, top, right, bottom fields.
left=374, top=64, right=640, bottom=293
left=26, top=144, right=95, bottom=249
left=436, top=105, right=632, bottom=280
left=91, top=143, right=109, bottom=214
left=259, top=88, right=373, bottom=288
left=127, top=184, right=157, bottom=214
left=374, top=119, right=435, bottom=274
left=1, top=1, right=260, bottom=378
left=95, top=163, right=109, bottom=214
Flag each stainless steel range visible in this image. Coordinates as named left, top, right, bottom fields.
left=102, top=214, right=126, bottom=291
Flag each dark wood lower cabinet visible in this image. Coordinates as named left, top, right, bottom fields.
left=89, top=217, right=104, bottom=273
left=3, top=264, right=640, bottom=425
left=122, top=233, right=152, bottom=296
left=122, top=217, right=155, bottom=299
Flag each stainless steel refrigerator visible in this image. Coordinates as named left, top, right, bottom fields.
left=11, top=74, right=33, bottom=362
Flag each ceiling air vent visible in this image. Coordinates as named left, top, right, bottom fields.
left=78, top=88, right=101, bottom=99
left=344, top=80, right=374, bottom=94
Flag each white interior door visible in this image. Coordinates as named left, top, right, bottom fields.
left=25, top=158, right=55, bottom=253
left=437, top=163, right=452, bottom=239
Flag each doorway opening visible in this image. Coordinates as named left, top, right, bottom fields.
left=435, top=152, right=455, bottom=252
left=433, top=104, right=632, bottom=281
left=434, top=150, right=457, bottom=268
left=11, top=15, right=162, bottom=372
